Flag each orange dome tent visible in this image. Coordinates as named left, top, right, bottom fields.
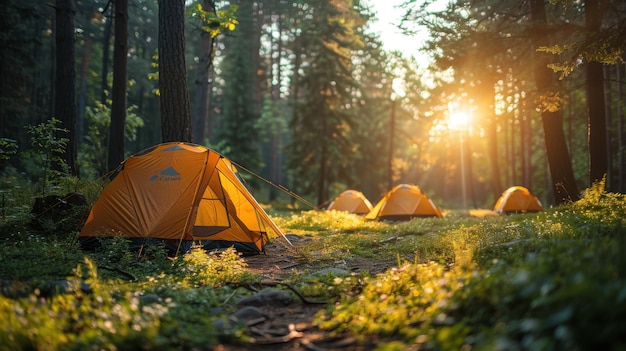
left=366, top=184, right=443, bottom=221
left=493, top=186, right=543, bottom=214
left=327, top=190, right=373, bottom=215
left=80, top=142, right=290, bottom=255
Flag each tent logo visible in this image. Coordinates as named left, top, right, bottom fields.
left=149, top=166, right=182, bottom=182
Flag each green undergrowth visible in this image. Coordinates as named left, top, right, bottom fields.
left=0, top=246, right=262, bottom=350
left=316, top=181, right=626, bottom=350
left=1, top=181, right=626, bottom=350
left=274, top=209, right=462, bottom=265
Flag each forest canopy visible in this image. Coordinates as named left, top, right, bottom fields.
left=0, top=0, right=625, bottom=209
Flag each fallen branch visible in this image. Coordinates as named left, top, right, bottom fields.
left=256, top=281, right=327, bottom=305
left=250, top=323, right=303, bottom=345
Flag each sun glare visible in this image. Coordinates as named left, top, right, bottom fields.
left=448, top=112, right=469, bottom=130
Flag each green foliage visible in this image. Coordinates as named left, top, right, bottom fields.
left=274, top=210, right=459, bottom=265
left=284, top=269, right=368, bottom=305
left=178, top=247, right=257, bottom=287
left=255, top=94, right=288, bottom=143
left=216, top=3, right=261, bottom=170
left=23, top=119, right=69, bottom=197
left=92, top=234, right=135, bottom=268
left=446, top=236, right=626, bottom=350
left=0, top=242, right=251, bottom=349
left=287, top=0, right=366, bottom=202
left=190, top=3, right=239, bottom=38
left=2, top=180, right=626, bottom=349
left=539, top=35, right=625, bottom=79
left=316, top=261, right=471, bottom=343
left=0, top=167, right=36, bottom=222
left=0, top=138, right=18, bottom=161
left=275, top=209, right=385, bottom=233
left=80, top=102, right=144, bottom=178
left=147, top=51, right=160, bottom=93
left=317, top=184, right=626, bottom=350
left=0, top=258, right=170, bottom=350
left=0, top=233, right=84, bottom=280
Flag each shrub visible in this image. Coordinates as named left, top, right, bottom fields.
left=178, top=246, right=256, bottom=287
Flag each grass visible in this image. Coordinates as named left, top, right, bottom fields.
left=1, top=180, right=626, bottom=350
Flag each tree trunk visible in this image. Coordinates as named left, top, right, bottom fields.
left=388, top=100, right=395, bottom=190
left=486, top=115, right=502, bottom=194
left=585, top=0, right=608, bottom=186
left=77, top=34, right=91, bottom=151
left=192, top=0, right=216, bottom=145
left=108, top=0, right=128, bottom=170
left=618, top=63, right=625, bottom=192
left=54, top=0, right=78, bottom=176
left=101, top=5, right=113, bottom=105
left=603, top=65, right=613, bottom=190
left=158, top=0, right=192, bottom=142
left=269, top=13, right=284, bottom=202
left=476, top=76, right=502, bottom=196
left=529, top=0, right=579, bottom=204
left=503, top=111, right=510, bottom=186
left=521, top=93, right=532, bottom=187
left=317, top=110, right=329, bottom=206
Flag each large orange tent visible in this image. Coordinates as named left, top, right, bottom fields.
left=79, top=142, right=290, bottom=255
left=493, top=186, right=543, bottom=214
left=327, top=190, right=373, bottom=215
left=366, top=184, right=443, bottom=221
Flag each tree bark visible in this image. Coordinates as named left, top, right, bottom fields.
left=192, top=0, right=216, bottom=144
left=54, top=0, right=78, bottom=176
left=268, top=11, right=284, bottom=201
left=529, top=0, right=579, bottom=204
left=108, top=0, right=128, bottom=170
left=78, top=36, right=91, bottom=150
left=618, top=64, right=625, bottom=193
left=521, top=93, right=532, bottom=187
left=585, top=0, right=608, bottom=185
left=158, top=0, right=192, bottom=142
left=486, top=115, right=502, bottom=194
left=101, top=4, right=113, bottom=105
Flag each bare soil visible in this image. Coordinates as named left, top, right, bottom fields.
left=214, top=235, right=398, bottom=350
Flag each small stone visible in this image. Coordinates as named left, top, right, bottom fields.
left=236, top=289, right=294, bottom=307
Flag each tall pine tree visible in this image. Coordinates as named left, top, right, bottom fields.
left=217, top=0, right=261, bottom=167
left=288, top=0, right=363, bottom=205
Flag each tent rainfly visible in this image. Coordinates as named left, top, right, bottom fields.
left=327, top=190, right=373, bottom=215
left=79, top=142, right=290, bottom=255
left=493, top=186, right=543, bottom=214
left=366, top=184, right=443, bottom=221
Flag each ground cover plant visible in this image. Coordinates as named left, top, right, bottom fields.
left=1, top=180, right=625, bottom=350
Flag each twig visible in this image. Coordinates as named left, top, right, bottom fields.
left=222, top=290, right=237, bottom=305
left=257, top=281, right=327, bottom=305
left=250, top=324, right=303, bottom=345
left=97, top=265, right=137, bottom=282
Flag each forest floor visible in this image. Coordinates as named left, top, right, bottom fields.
left=215, top=234, right=399, bottom=351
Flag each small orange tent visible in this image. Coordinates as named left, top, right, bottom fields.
left=327, top=190, right=373, bottom=215
left=493, top=186, right=543, bottom=214
left=80, top=142, right=289, bottom=255
left=366, top=184, right=443, bottom=221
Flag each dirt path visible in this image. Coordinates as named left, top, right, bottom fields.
left=214, top=235, right=397, bottom=350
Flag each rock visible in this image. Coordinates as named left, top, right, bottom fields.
left=231, top=306, right=268, bottom=323
left=285, top=233, right=301, bottom=242
left=212, top=317, right=236, bottom=334
left=139, top=294, right=161, bottom=305
left=38, top=280, right=92, bottom=297
left=236, top=288, right=294, bottom=307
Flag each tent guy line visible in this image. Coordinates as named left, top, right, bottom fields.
left=231, top=160, right=318, bottom=210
